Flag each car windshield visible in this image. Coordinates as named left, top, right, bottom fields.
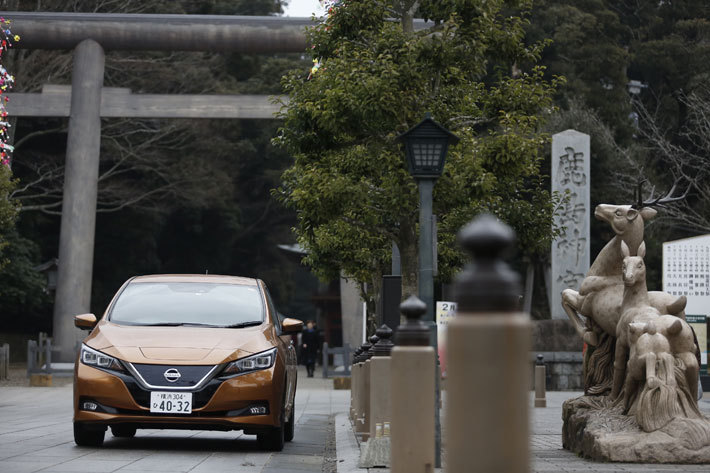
left=109, top=282, right=264, bottom=327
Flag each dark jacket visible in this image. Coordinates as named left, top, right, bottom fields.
left=301, top=328, right=319, bottom=364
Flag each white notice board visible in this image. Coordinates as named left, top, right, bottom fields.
left=663, top=234, right=710, bottom=367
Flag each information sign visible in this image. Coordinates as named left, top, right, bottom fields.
left=663, top=234, right=710, bottom=370
left=436, top=301, right=457, bottom=376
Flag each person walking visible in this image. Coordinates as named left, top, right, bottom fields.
left=301, top=320, right=319, bottom=377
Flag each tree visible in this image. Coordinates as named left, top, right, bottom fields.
left=275, top=0, right=562, bottom=318
left=0, top=164, right=19, bottom=269
left=631, top=88, right=710, bottom=235
left=528, top=0, right=634, bottom=142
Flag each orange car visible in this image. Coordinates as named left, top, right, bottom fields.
left=72, top=274, right=301, bottom=451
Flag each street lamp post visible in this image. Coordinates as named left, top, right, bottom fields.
left=397, top=113, right=459, bottom=467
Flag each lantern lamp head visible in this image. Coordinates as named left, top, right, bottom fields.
left=397, top=113, right=459, bottom=178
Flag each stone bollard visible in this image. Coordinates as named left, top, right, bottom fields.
left=535, top=354, right=547, bottom=408
left=391, top=296, right=435, bottom=473
left=369, top=325, right=394, bottom=440
left=447, top=214, right=531, bottom=473
left=355, top=340, right=372, bottom=439
left=350, top=347, right=362, bottom=421
left=360, top=325, right=395, bottom=468
left=359, top=334, right=378, bottom=441
left=353, top=346, right=365, bottom=424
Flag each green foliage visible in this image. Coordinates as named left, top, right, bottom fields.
left=527, top=0, right=634, bottom=142
left=0, top=229, right=51, bottom=332
left=276, top=0, right=562, bottom=300
left=0, top=165, right=19, bottom=269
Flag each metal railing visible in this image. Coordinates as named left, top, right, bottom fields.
left=26, top=333, right=74, bottom=377
left=0, top=343, right=9, bottom=380
left=322, top=342, right=353, bottom=378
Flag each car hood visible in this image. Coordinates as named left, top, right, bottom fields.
left=84, top=320, right=273, bottom=365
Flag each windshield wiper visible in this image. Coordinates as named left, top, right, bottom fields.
left=140, top=322, right=216, bottom=327
left=222, top=321, right=263, bottom=329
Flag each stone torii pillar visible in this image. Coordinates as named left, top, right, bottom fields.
left=54, top=39, right=105, bottom=361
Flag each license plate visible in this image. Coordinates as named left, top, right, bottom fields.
left=150, top=392, right=192, bottom=414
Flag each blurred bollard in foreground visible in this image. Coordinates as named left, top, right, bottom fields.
left=447, top=214, right=531, bottom=473
left=535, top=354, right=547, bottom=408
left=391, top=296, right=435, bottom=473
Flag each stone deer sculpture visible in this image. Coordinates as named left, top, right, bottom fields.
left=561, top=184, right=688, bottom=347
left=613, top=240, right=661, bottom=399
left=624, top=320, right=675, bottom=413
left=656, top=314, right=700, bottom=399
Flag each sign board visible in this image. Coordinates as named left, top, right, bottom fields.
left=436, top=301, right=457, bottom=376
left=663, top=234, right=710, bottom=370
left=686, top=315, right=707, bottom=368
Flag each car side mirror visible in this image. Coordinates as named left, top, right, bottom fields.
left=281, top=317, right=303, bottom=334
left=74, top=313, right=98, bottom=330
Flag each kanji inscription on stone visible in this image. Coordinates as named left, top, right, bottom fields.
left=551, top=130, right=590, bottom=319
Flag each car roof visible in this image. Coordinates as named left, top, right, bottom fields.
left=130, top=274, right=259, bottom=286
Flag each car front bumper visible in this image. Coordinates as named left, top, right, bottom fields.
left=73, top=361, right=285, bottom=433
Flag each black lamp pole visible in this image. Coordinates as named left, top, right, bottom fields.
left=397, top=113, right=459, bottom=468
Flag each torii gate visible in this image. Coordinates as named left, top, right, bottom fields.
left=3, top=12, right=311, bottom=361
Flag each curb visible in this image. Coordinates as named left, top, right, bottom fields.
left=334, top=412, right=364, bottom=472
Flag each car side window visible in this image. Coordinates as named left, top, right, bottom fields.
left=262, top=284, right=281, bottom=332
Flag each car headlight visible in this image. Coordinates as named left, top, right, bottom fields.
left=80, top=344, right=125, bottom=372
left=222, top=348, right=277, bottom=377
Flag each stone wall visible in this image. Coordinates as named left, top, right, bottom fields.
left=531, top=319, right=584, bottom=391
left=531, top=351, right=583, bottom=391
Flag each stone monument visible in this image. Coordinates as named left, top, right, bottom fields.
left=560, top=183, right=710, bottom=463
left=551, top=129, right=590, bottom=320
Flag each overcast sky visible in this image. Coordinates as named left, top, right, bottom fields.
left=282, top=0, right=325, bottom=17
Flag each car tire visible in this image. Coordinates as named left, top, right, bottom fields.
left=257, top=421, right=285, bottom=451
left=284, top=401, right=295, bottom=442
left=258, top=396, right=286, bottom=452
left=74, top=422, right=105, bottom=447
left=111, top=425, right=137, bottom=438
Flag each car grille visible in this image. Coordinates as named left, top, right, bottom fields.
left=112, top=371, right=223, bottom=410
left=129, top=363, right=217, bottom=388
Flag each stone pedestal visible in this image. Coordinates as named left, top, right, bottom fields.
left=563, top=395, right=710, bottom=463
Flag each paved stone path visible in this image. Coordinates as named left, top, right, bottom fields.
left=2, top=367, right=710, bottom=472
left=0, top=367, right=347, bottom=473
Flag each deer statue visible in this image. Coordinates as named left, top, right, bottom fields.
left=613, top=240, right=661, bottom=399
left=561, top=182, right=688, bottom=347
left=656, top=314, right=700, bottom=399
left=624, top=319, right=675, bottom=413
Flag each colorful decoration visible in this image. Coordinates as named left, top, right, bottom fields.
left=307, top=58, right=322, bottom=80
left=0, top=16, right=17, bottom=168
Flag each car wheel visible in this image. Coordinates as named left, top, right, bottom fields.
left=74, top=422, right=105, bottom=447
left=111, top=425, right=137, bottom=438
left=258, top=400, right=286, bottom=452
left=284, top=401, right=295, bottom=442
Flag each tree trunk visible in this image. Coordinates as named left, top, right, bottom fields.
left=400, top=1, right=420, bottom=35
